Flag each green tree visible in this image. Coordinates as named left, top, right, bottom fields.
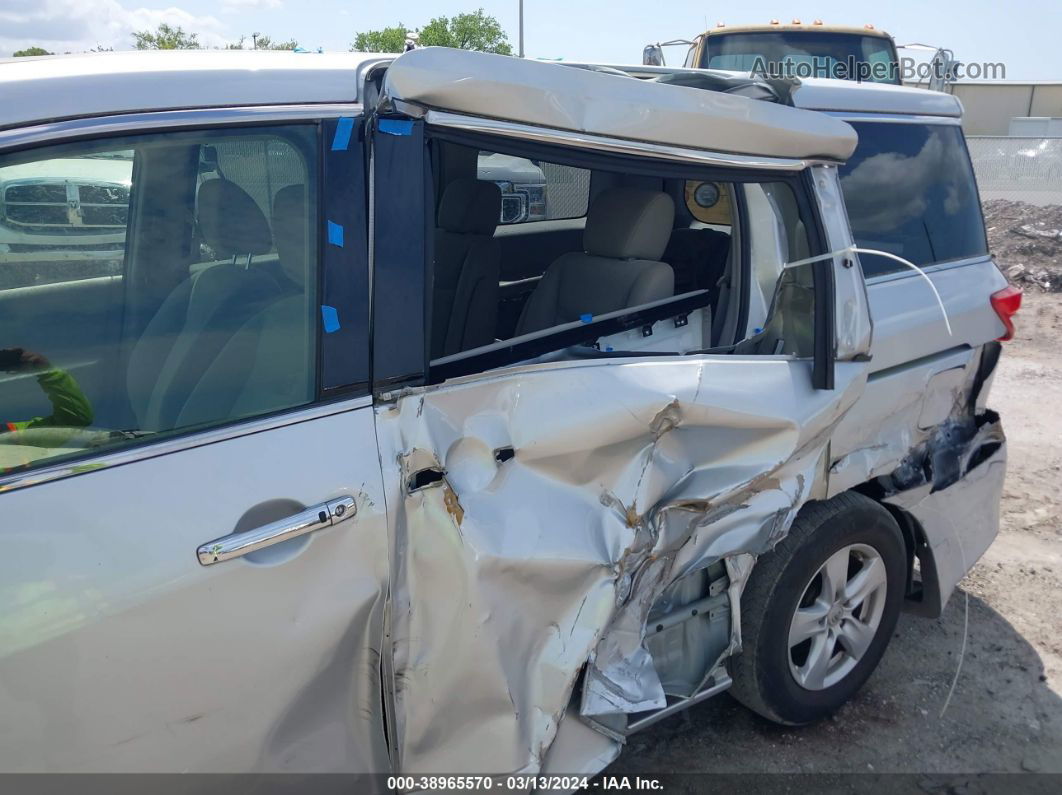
left=132, top=23, right=200, bottom=50
left=13, top=47, right=53, bottom=57
left=352, top=10, right=512, bottom=55
left=253, top=35, right=298, bottom=50
left=351, top=25, right=409, bottom=53
left=226, top=34, right=299, bottom=50
left=419, top=9, right=512, bottom=54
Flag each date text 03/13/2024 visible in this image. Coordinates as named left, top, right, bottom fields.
left=385, top=776, right=664, bottom=790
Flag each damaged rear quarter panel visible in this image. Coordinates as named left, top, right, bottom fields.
left=829, top=342, right=1008, bottom=612
left=374, top=356, right=868, bottom=774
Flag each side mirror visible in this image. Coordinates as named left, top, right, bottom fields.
left=642, top=44, right=665, bottom=66
left=928, top=48, right=957, bottom=92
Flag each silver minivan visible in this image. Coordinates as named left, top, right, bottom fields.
left=0, top=48, right=1018, bottom=778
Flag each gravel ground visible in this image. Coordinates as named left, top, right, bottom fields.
left=984, top=200, right=1062, bottom=292
left=604, top=291, right=1062, bottom=779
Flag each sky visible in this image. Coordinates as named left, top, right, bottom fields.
left=2, top=0, right=1061, bottom=80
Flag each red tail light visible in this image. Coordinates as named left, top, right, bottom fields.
left=990, top=285, right=1022, bottom=341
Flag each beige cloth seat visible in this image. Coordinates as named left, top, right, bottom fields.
left=127, top=179, right=281, bottom=430
left=176, top=184, right=315, bottom=425
left=431, top=178, right=502, bottom=358
left=515, top=187, right=676, bottom=335
left=126, top=180, right=317, bottom=431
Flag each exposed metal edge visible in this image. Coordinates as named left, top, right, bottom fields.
left=423, top=109, right=816, bottom=171
left=582, top=673, right=734, bottom=741
left=824, top=111, right=963, bottom=125
left=0, top=395, right=373, bottom=493
left=0, top=104, right=363, bottom=151
left=626, top=674, right=733, bottom=733
left=648, top=592, right=729, bottom=635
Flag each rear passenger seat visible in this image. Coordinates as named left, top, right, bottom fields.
left=432, top=178, right=502, bottom=358
left=515, top=187, right=675, bottom=334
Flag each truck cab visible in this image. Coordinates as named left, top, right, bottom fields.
left=646, top=20, right=901, bottom=84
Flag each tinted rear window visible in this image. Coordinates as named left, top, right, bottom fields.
left=839, top=122, right=987, bottom=277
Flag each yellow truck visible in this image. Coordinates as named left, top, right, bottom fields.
left=644, top=20, right=906, bottom=85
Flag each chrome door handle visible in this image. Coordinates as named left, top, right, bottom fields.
left=197, top=496, right=356, bottom=566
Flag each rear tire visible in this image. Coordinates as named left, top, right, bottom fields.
left=728, top=492, right=906, bottom=725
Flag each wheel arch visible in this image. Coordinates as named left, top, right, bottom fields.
left=851, top=484, right=944, bottom=618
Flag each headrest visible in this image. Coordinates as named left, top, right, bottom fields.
left=438, top=178, right=501, bottom=235
left=583, top=188, right=675, bottom=261
left=197, top=179, right=272, bottom=259
left=272, top=184, right=306, bottom=284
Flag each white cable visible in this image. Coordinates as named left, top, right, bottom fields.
left=939, top=589, right=969, bottom=719
left=939, top=513, right=970, bottom=719
left=783, top=245, right=953, bottom=337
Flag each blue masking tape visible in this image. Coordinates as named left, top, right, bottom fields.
left=321, top=305, right=340, bottom=333
left=327, top=221, right=344, bottom=247
left=379, top=119, right=414, bottom=136
left=331, top=117, right=355, bottom=151
left=580, top=313, right=593, bottom=324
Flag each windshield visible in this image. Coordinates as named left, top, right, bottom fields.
left=701, top=31, right=900, bottom=84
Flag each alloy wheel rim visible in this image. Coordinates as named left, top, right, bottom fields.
left=787, top=542, right=888, bottom=691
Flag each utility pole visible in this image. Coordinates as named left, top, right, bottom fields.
left=518, top=0, right=524, bottom=57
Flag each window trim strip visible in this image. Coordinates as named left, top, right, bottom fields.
left=424, top=110, right=818, bottom=171
left=0, top=395, right=373, bottom=494
left=0, top=105, right=363, bottom=154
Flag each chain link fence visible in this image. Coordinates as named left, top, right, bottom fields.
left=967, top=136, right=1062, bottom=206
left=968, top=136, right=1062, bottom=292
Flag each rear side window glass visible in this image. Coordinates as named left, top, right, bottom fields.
left=839, top=122, right=987, bottom=277
left=0, top=125, right=320, bottom=475
left=477, top=152, right=589, bottom=225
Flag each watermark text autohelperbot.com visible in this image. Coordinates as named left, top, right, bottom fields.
left=749, top=56, right=1006, bottom=82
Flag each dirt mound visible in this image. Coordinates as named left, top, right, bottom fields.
left=983, top=199, right=1062, bottom=292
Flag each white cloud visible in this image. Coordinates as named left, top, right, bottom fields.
left=221, top=0, right=282, bottom=10
left=0, top=0, right=228, bottom=55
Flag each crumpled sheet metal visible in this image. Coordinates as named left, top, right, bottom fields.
left=827, top=347, right=977, bottom=497
left=831, top=342, right=1007, bottom=611
left=883, top=415, right=1007, bottom=609
left=375, top=357, right=866, bottom=774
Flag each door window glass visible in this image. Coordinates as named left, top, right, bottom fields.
left=0, top=125, right=319, bottom=474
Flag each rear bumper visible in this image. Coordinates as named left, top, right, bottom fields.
left=885, top=415, right=1006, bottom=613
